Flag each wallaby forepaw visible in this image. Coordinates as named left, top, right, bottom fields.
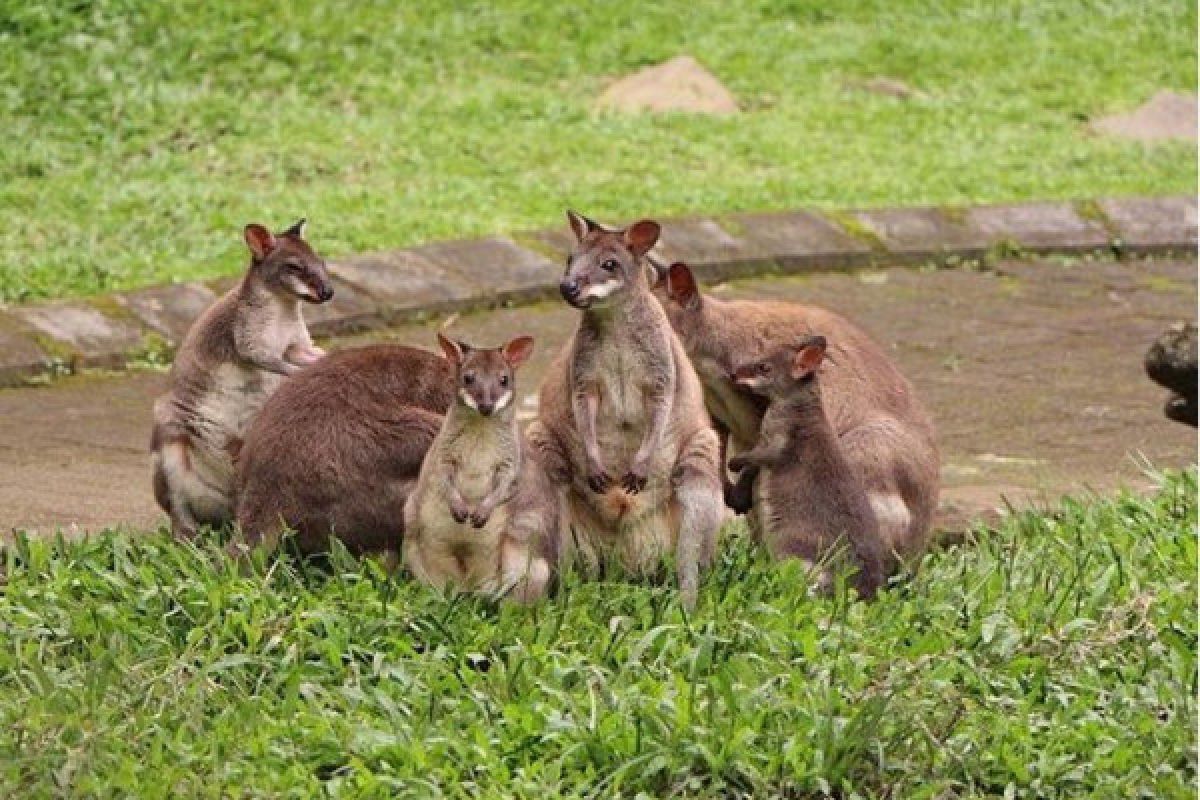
left=450, top=505, right=470, bottom=525
left=621, top=470, right=647, bottom=494
left=586, top=468, right=612, bottom=493
left=469, top=510, right=491, bottom=529
left=724, top=484, right=753, bottom=514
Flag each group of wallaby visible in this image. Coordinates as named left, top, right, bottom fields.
left=151, top=211, right=939, bottom=607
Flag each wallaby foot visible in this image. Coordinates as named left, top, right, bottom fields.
left=500, top=539, right=550, bottom=604
left=672, top=427, right=723, bottom=610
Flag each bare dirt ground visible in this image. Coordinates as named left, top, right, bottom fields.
left=1, top=256, right=1194, bottom=536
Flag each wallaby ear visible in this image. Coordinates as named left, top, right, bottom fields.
left=283, top=218, right=307, bottom=238
left=791, top=336, right=827, bottom=379
left=666, top=262, right=701, bottom=311
left=566, top=210, right=597, bottom=242
left=623, top=219, right=661, bottom=257
left=243, top=224, right=277, bottom=261
left=437, top=332, right=464, bottom=366
left=502, top=335, right=535, bottom=369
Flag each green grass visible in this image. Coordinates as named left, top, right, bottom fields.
left=0, top=0, right=1195, bottom=302
left=1, top=471, right=1195, bottom=798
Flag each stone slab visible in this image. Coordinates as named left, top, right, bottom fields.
left=0, top=312, right=49, bottom=386
left=303, top=279, right=389, bottom=336
left=413, top=236, right=558, bottom=304
left=330, top=249, right=476, bottom=314
left=851, top=207, right=986, bottom=262
left=723, top=210, right=874, bottom=273
left=965, top=202, right=1110, bottom=252
left=1097, top=196, right=1198, bottom=254
left=12, top=303, right=142, bottom=368
left=115, top=282, right=217, bottom=346
left=648, top=217, right=765, bottom=275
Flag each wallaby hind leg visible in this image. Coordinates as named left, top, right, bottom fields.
left=156, top=439, right=202, bottom=541
left=499, top=537, right=550, bottom=604
left=671, top=426, right=723, bottom=610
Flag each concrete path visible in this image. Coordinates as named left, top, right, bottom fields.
left=1, top=256, right=1194, bottom=536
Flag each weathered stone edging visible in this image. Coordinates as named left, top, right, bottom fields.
left=0, top=195, right=1194, bottom=387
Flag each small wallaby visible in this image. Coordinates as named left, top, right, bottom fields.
left=526, top=212, right=723, bottom=610
left=151, top=219, right=333, bottom=539
left=654, top=261, right=939, bottom=564
left=403, top=334, right=559, bottom=602
left=730, top=336, right=886, bottom=598
left=234, top=344, right=456, bottom=560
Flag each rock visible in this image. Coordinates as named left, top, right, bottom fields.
left=1090, top=90, right=1198, bottom=142
left=855, top=76, right=926, bottom=100
left=596, top=55, right=738, bottom=115
left=1145, top=322, right=1197, bottom=427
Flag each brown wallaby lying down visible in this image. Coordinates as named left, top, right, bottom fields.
left=730, top=336, right=886, bottom=598
left=526, top=213, right=724, bottom=610
left=655, top=261, right=939, bottom=563
left=151, top=220, right=333, bottom=540
left=404, top=334, right=560, bottom=602
left=233, top=344, right=455, bottom=560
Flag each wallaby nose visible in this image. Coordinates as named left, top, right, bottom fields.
left=317, top=285, right=334, bottom=303
left=477, top=401, right=495, bottom=416
left=559, top=277, right=580, bottom=301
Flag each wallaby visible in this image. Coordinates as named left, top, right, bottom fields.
left=233, top=344, right=456, bottom=560
left=151, top=219, right=333, bottom=540
left=730, top=336, right=886, bottom=598
left=655, top=261, right=940, bottom=563
left=526, top=213, right=724, bottom=609
left=403, top=334, right=560, bottom=602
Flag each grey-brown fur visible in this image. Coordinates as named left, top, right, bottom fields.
left=233, top=344, right=455, bottom=558
left=404, top=335, right=560, bottom=602
left=150, top=220, right=333, bottom=539
left=730, top=337, right=886, bottom=598
left=655, top=262, right=940, bottom=563
left=526, top=214, right=723, bottom=609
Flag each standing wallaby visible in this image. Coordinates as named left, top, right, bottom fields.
left=233, top=344, right=456, bottom=560
left=403, top=334, right=560, bottom=602
left=730, top=336, right=886, bottom=598
left=526, top=213, right=724, bottom=609
left=151, top=219, right=333, bottom=539
left=654, top=261, right=939, bottom=564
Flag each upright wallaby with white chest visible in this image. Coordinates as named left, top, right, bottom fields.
left=151, top=219, right=333, bottom=539
left=526, top=212, right=724, bottom=609
left=404, top=334, right=559, bottom=602
left=730, top=336, right=886, bottom=598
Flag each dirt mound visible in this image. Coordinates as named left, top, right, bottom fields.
left=596, top=55, right=738, bottom=115
left=1090, top=90, right=1198, bottom=141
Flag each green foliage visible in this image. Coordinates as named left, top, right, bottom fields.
left=0, top=0, right=1195, bottom=301
left=1, top=471, right=1195, bottom=798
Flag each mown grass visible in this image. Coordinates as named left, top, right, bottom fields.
left=1, top=470, right=1195, bottom=798
left=0, top=0, right=1195, bottom=302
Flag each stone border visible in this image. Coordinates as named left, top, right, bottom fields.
left=0, top=195, right=1194, bottom=387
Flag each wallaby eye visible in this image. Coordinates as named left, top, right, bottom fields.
left=601, top=258, right=619, bottom=272
left=463, top=373, right=475, bottom=386
left=499, top=375, right=509, bottom=387
left=758, top=363, right=771, bottom=375
left=287, top=262, right=303, bottom=273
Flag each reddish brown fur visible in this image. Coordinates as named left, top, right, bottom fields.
left=730, top=337, right=887, bottom=598
left=233, top=344, right=455, bottom=556
left=656, top=262, right=940, bottom=562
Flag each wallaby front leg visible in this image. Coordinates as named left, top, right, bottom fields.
left=470, top=468, right=517, bottom=529
left=725, top=465, right=758, bottom=514
left=573, top=386, right=610, bottom=492
left=439, top=466, right=470, bottom=524
left=624, top=378, right=672, bottom=494
left=284, top=342, right=324, bottom=367
left=244, top=352, right=300, bottom=377
left=728, top=444, right=786, bottom=473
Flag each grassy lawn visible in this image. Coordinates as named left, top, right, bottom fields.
left=0, top=0, right=1195, bottom=302
left=0, top=470, right=1194, bottom=797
